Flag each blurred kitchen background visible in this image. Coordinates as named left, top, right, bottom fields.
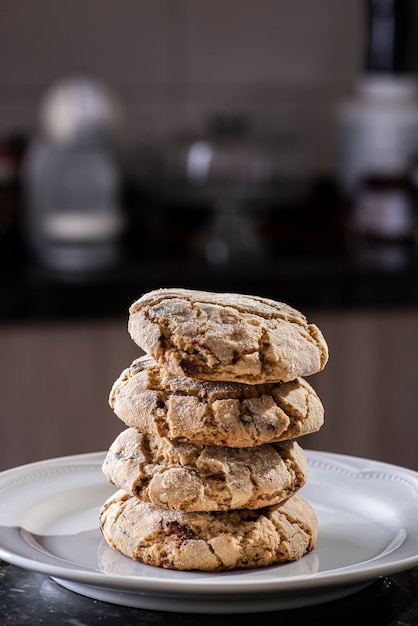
left=1, top=0, right=418, bottom=471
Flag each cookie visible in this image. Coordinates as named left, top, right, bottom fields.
left=97, top=534, right=320, bottom=578
left=109, top=355, right=324, bottom=447
left=128, top=288, right=328, bottom=384
left=102, top=427, right=308, bottom=511
left=99, top=491, right=318, bottom=571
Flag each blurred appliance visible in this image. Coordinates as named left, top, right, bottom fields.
left=133, top=113, right=312, bottom=265
left=23, top=75, right=124, bottom=274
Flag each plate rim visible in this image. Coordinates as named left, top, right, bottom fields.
left=0, top=449, right=417, bottom=597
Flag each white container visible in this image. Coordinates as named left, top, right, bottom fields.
left=337, top=76, right=418, bottom=196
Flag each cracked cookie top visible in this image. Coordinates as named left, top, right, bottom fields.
left=128, top=288, right=328, bottom=384
left=99, top=491, right=318, bottom=571
left=109, top=355, right=324, bottom=447
left=102, top=427, right=308, bottom=512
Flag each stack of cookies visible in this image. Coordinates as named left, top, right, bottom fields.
left=100, top=288, right=328, bottom=572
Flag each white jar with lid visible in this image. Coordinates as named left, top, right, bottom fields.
left=337, top=75, right=418, bottom=197
left=337, top=75, right=418, bottom=267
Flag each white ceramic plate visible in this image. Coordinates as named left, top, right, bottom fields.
left=0, top=450, right=417, bottom=613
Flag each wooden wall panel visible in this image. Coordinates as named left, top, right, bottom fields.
left=1, top=309, right=417, bottom=471
left=305, top=309, right=418, bottom=470
left=0, top=319, right=140, bottom=471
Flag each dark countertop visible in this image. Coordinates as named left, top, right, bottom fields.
left=1, top=560, right=418, bottom=625
left=3, top=174, right=418, bottom=321
left=3, top=243, right=418, bottom=323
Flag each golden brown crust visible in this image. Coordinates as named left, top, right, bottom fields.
left=99, top=491, right=318, bottom=571
left=101, top=288, right=326, bottom=572
left=102, top=428, right=308, bottom=511
left=128, top=288, right=328, bottom=384
left=109, top=355, right=324, bottom=447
